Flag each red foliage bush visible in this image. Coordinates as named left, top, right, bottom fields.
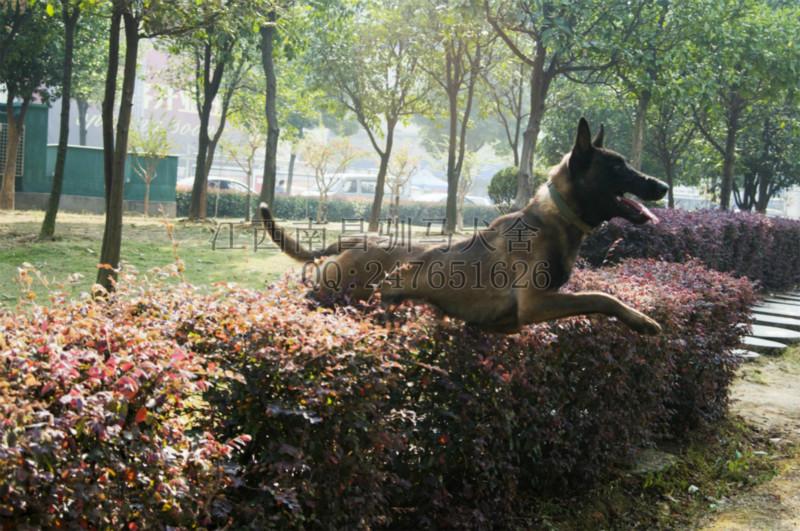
left=581, top=208, right=800, bottom=291
left=0, top=259, right=753, bottom=528
left=0, top=288, right=250, bottom=528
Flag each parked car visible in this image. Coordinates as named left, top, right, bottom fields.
left=176, top=177, right=256, bottom=195
left=408, top=191, right=493, bottom=206
left=299, top=176, right=376, bottom=200
left=299, top=176, right=492, bottom=206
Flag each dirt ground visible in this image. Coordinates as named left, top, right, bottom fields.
left=700, top=348, right=800, bottom=530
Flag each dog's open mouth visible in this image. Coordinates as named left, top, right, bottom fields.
left=615, top=194, right=659, bottom=224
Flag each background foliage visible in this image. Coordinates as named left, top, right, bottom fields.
left=176, top=190, right=500, bottom=226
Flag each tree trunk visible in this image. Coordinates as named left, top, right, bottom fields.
left=445, top=80, right=459, bottom=234
left=755, top=195, right=769, bottom=214
left=245, top=171, right=252, bottom=222
left=512, top=63, right=524, bottom=168
left=189, top=115, right=210, bottom=219
left=367, top=121, right=395, bottom=232
left=630, top=90, right=650, bottom=170
left=755, top=173, right=770, bottom=213
left=97, top=12, right=139, bottom=291
left=188, top=41, right=214, bottom=221
left=665, top=160, right=674, bottom=209
left=1, top=93, right=29, bottom=210
left=77, top=99, right=89, bottom=145
left=102, top=9, right=121, bottom=209
left=143, top=179, right=150, bottom=217
left=287, top=150, right=296, bottom=195
left=257, top=13, right=279, bottom=214
left=317, top=192, right=327, bottom=223
left=444, top=42, right=481, bottom=234
left=41, top=5, right=80, bottom=238
left=515, top=43, right=550, bottom=209
left=202, top=79, right=234, bottom=189
left=456, top=190, right=465, bottom=232
left=188, top=41, right=230, bottom=220
left=204, top=136, right=219, bottom=182
left=720, top=105, right=740, bottom=211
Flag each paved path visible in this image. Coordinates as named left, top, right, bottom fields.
left=701, top=349, right=800, bottom=531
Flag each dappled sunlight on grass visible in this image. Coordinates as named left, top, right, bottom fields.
left=0, top=210, right=475, bottom=306
left=0, top=210, right=302, bottom=306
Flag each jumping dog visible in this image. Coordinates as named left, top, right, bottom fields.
left=260, top=118, right=668, bottom=334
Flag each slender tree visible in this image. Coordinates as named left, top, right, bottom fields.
left=281, top=62, right=323, bottom=196
left=485, top=0, right=646, bottom=208
left=418, top=0, right=493, bottom=233
left=253, top=1, right=313, bottom=212
left=612, top=1, right=691, bottom=170
left=180, top=2, right=255, bottom=220
left=257, top=9, right=280, bottom=212
left=645, top=95, right=696, bottom=208
left=223, top=134, right=263, bottom=221
left=97, top=0, right=212, bottom=290
left=71, top=8, right=107, bottom=146
left=310, top=0, right=429, bottom=231
left=225, top=78, right=268, bottom=221
left=482, top=52, right=528, bottom=166
left=689, top=0, right=799, bottom=210
left=300, top=134, right=362, bottom=223
left=0, top=4, right=60, bottom=210
left=129, top=119, right=171, bottom=216
left=734, top=94, right=800, bottom=212
left=40, top=0, right=83, bottom=238
left=386, top=146, right=418, bottom=222
left=456, top=151, right=477, bottom=231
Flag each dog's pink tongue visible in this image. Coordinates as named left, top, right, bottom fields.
left=620, top=197, right=660, bottom=224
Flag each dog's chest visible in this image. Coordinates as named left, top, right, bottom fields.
left=545, top=249, right=576, bottom=290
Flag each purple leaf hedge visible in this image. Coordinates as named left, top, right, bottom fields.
left=1, top=258, right=753, bottom=528
left=581, top=208, right=800, bottom=291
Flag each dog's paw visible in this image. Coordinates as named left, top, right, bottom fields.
left=624, top=312, right=661, bottom=336
left=631, top=313, right=662, bottom=335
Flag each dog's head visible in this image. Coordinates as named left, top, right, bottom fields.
left=567, top=117, right=668, bottom=226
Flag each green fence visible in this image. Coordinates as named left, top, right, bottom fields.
left=0, top=103, right=48, bottom=193
left=43, top=145, right=178, bottom=202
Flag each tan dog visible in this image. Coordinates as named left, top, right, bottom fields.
left=260, top=118, right=668, bottom=334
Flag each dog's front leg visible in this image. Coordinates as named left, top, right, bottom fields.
left=517, top=291, right=662, bottom=335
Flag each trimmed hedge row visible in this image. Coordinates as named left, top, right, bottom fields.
left=581, top=208, right=800, bottom=291
left=176, top=190, right=500, bottom=225
left=1, top=259, right=753, bottom=528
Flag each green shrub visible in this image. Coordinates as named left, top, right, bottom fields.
left=176, top=190, right=499, bottom=226
left=488, top=166, right=518, bottom=211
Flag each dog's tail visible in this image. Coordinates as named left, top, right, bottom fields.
left=258, top=202, right=337, bottom=262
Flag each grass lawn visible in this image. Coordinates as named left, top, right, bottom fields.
left=0, top=209, right=452, bottom=307
left=0, top=210, right=305, bottom=306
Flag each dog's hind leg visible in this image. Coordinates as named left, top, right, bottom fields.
left=517, top=291, right=661, bottom=335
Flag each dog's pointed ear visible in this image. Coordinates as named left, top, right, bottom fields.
left=571, top=118, right=593, bottom=171
left=573, top=117, right=592, bottom=155
left=592, top=123, right=604, bottom=148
